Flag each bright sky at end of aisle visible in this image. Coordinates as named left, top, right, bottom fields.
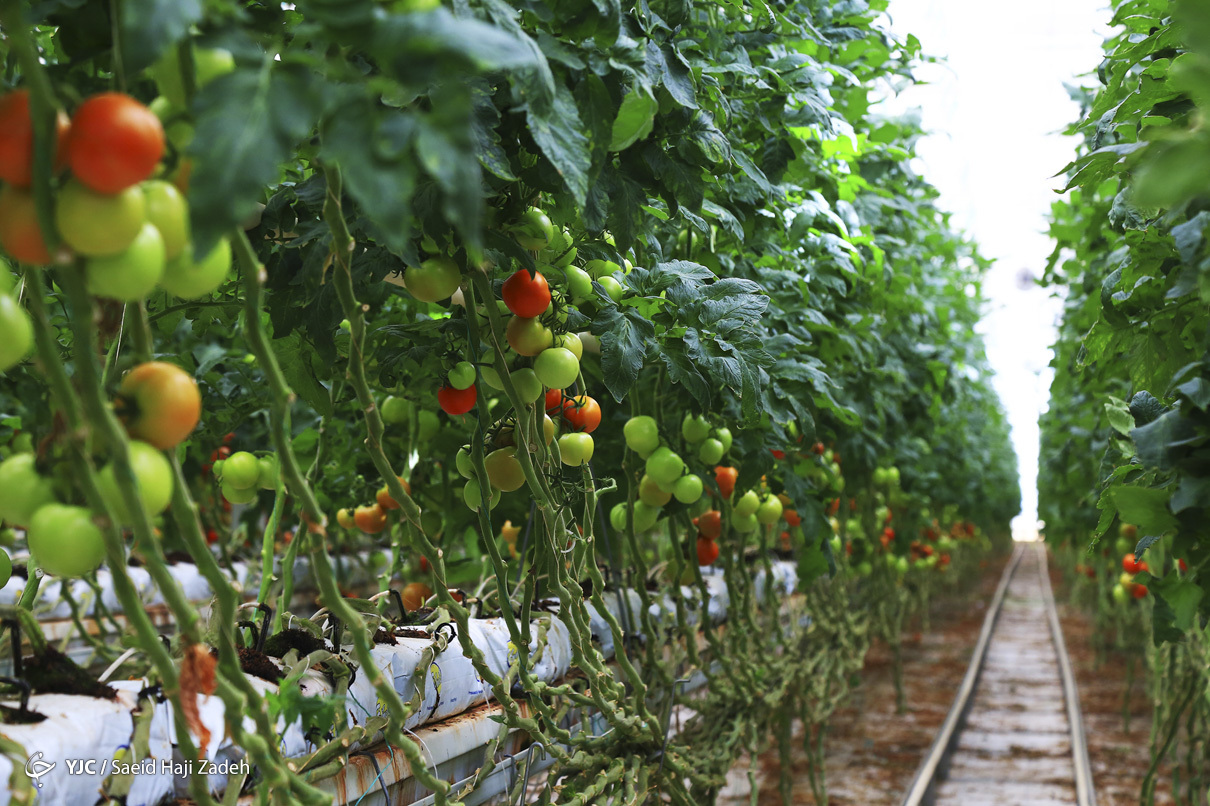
left=881, top=0, right=1110, bottom=539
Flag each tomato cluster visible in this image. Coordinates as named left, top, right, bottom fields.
left=0, top=89, right=232, bottom=301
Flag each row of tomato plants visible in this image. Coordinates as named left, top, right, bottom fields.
left=0, top=0, right=1017, bottom=802
left=1040, top=0, right=1210, bottom=802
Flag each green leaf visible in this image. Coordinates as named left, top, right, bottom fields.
left=1104, top=396, right=1135, bottom=436
left=591, top=307, right=653, bottom=402
left=1149, top=572, right=1203, bottom=633
left=120, top=0, right=201, bottom=74
left=528, top=83, right=592, bottom=206
left=189, top=63, right=326, bottom=255
left=609, top=87, right=658, bottom=152
left=1110, top=486, right=1179, bottom=536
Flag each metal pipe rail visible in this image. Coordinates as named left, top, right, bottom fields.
left=899, top=542, right=1097, bottom=806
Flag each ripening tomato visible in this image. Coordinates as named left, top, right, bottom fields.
left=55, top=179, right=146, bottom=257
left=376, top=476, right=412, bottom=510
left=336, top=508, right=356, bottom=529
left=95, top=440, right=174, bottom=525
left=563, top=395, right=601, bottom=433
left=558, top=432, right=594, bottom=466
left=0, top=185, right=54, bottom=265
left=0, top=295, right=34, bottom=372
left=354, top=503, right=389, bottom=534
left=506, top=315, right=553, bottom=356
left=85, top=221, right=166, bottom=302
left=714, top=466, right=738, bottom=499
left=485, top=447, right=526, bottom=492
left=502, top=269, right=551, bottom=318
left=697, top=537, right=719, bottom=567
left=784, top=509, right=801, bottom=527
left=696, top=510, right=722, bottom=540
left=401, top=582, right=434, bottom=612
left=0, top=90, right=70, bottom=188
left=117, top=361, right=201, bottom=449
left=438, top=384, right=477, bottom=415
left=66, top=93, right=164, bottom=194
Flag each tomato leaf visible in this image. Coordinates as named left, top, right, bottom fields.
left=119, top=0, right=202, bottom=74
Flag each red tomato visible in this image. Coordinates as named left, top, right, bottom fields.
left=563, top=395, right=601, bottom=433
left=206, top=529, right=219, bottom=545
left=771, top=449, right=785, bottom=460
left=1122, top=553, right=1142, bottom=575
left=714, top=466, right=737, bottom=499
left=66, top=93, right=164, bottom=193
left=1132, top=584, right=1148, bottom=599
left=0, top=186, right=53, bottom=265
left=0, top=90, right=70, bottom=188
left=1179, top=558, right=1188, bottom=573
left=545, top=388, right=568, bottom=414
left=438, top=384, right=477, bottom=415
left=696, top=537, right=719, bottom=567
left=419, top=556, right=431, bottom=573
left=696, top=510, right=722, bottom=540
left=827, top=498, right=840, bottom=516
left=501, top=269, right=551, bottom=318
left=811, top=442, right=825, bottom=455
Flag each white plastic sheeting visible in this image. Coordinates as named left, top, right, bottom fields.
left=0, top=560, right=796, bottom=804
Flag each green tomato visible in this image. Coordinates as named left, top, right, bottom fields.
left=0, top=454, right=56, bottom=526
left=55, top=180, right=145, bottom=257
left=896, top=556, right=910, bottom=575
left=565, top=266, right=593, bottom=302
left=597, top=276, right=623, bottom=302
left=462, top=478, right=500, bottom=511
left=697, top=438, right=725, bottom=466
left=159, top=237, right=231, bottom=299
left=28, top=504, right=106, bottom=578
left=610, top=502, right=628, bottom=532
left=506, top=316, right=554, bottom=356
left=513, top=207, right=554, bottom=250
left=257, top=455, right=279, bottom=490
left=714, top=427, right=733, bottom=454
left=558, top=432, right=594, bottom=466
left=624, top=416, right=660, bottom=456
left=681, top=414, right=711, bottom=443
left=734, top=490, right=760, bottom=517
left=632, top=500, right=660, bottom=532
left=448, top=361, right=477, bottom=390
left=645, top=447, right=684, bottom=487
left=0, top=528, right=15, bottom=548
left=673, top=474, right=704, bottom=505
left=585, top=259, right=620, bottom=279
left=154, top=45, right=235, bottom=108
left=405, top=257, right=461, bottom=302
left=416, top=410, right=440, bottom=441
left=0, top=294, right=33, bottom=372
left=95, top=441, right=174, bottom=524
left=873, top=467, right=889, bottom=486
left=831, top=535, right=843, bottom=555
left=480, top=361, right=505, bottom=390
left=222, top=481, right=258, bottom=505
left=456, top=446, right=475, bottom=480
left=555, top=332, right=583, bottom=360
left=86, top=222, right=166, bottom=302
left=381, top=396, right=411, bottom=425
left=222, top=451, right=261, bottom=490
left=887, top=467, right=901, bottom=485
left=485, top=447, right=526, bottom=492
left=732, top=512, right=759, bottom=533
left=857, top=561, right=873, bottom=577
left=143, top=180, right=189, bottom=260
left=511, top=367, right=544, bottom=404
left=756, top=494, right=783, bottom=525
left=639, top=474, right=672, bottom=507
left=534, top=347, right=580, bottom=389
left=0, top=550, right=10, bottom=587
left=1111, top=584, right=1129, bottom=604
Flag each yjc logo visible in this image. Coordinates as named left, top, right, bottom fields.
left=24, top=752, right=55, bottom=788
